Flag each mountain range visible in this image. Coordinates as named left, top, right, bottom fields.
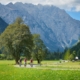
left=0, top=2, right=80, bottom=51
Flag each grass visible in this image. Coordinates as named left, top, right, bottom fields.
left=0, top=60, right=80, bottom=80
left=39, top=60, right=80, bottom=69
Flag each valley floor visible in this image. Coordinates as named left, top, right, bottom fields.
left=0, top=60, right=80, bottom=80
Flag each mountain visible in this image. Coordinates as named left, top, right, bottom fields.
left=0, top=17, right=8, bottom=33
left=0, top=2, right=80, bottom=51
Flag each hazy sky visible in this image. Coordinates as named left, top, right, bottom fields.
left=0, top=0, right=80, bottom=11
left=0, top=0, right=80, bottom=20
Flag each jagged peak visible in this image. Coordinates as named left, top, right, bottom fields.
left=15, top=2, right=24, bottom=5
left=0, top=3, right=5, bottom=6
left=6, top=2, right=13, bottom=6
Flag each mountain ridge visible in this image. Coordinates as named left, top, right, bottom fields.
left=0, top=2, right=80, bottom=51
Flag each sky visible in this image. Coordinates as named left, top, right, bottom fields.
left=0, top=0, right=80, bottom=20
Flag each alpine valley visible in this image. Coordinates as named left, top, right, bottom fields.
left=0, top=2, right=80, bottom=51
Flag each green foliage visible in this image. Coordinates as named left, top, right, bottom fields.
left=69, top=54, right=74, bottom=60
left=77, top=49, right=80, bottom=59
left=0, top=17, right=33, bottom=63
left=63, top=49, right=76, bottom=60
left=0, top=54, right=6, bottom=60
left=71, top=41, right=80, bottom=59
left=45, top=49, right=63, bottom=60
left=64, top=49, right=71, bottom=60
left=32, top=34, right=46, bottom=64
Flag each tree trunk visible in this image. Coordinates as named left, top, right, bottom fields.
left=37, top=59, right=40, bottom=64
left=15, top=58, right=19, bottom=64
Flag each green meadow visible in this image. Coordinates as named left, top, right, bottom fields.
left=0, top=60, right=80, bottom=80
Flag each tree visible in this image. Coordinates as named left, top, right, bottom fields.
left=69, top=54, right=74, bottom=61
left=32, top=34, right=46, bottom=64
left=63, top=49, right=71, bottom=60
left=77, top=49, right=80, bottom=59
left=0, top=17, right=33, bottom=64
left=70, top=40, right=80, bottom=60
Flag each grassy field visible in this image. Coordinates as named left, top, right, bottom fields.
left=0, top=60, right=80, bottom=80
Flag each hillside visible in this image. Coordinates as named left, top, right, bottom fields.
left=71, top=40, right=80, bottom=53
left=0, top=17, right=8, bottom=33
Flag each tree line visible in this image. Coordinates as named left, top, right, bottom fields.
left=45, top=42, right=80, bottom=61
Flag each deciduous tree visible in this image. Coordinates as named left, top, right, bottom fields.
left=32, top=34, right=46, bottom=64
left=0, top=17, right=33, bottom=64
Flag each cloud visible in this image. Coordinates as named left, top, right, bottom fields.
left=0, top=0, right=80, bottom=11
left=71, top=0, right=80, bottom=11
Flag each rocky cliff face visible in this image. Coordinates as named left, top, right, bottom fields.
left=0, top=2, right=80, bottom=51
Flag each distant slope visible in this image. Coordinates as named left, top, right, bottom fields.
left=0, top=17, right=8, bottom=33
left=71, top=41, right=80, bottom=52
left=0, top=2, right=80, bottom=51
